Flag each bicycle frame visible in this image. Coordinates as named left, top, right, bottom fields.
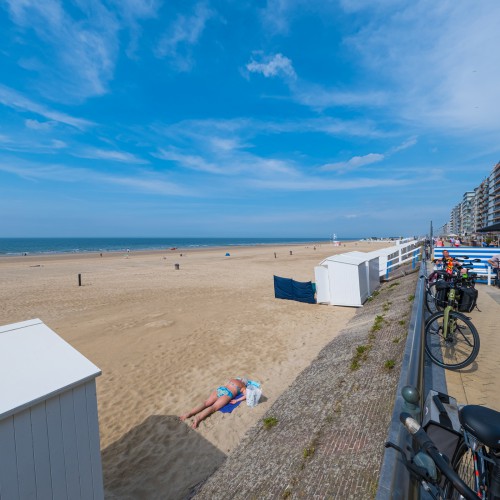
left=462, top=430, right=495, bottom=498
left=442, top=287, right=456, bottom=338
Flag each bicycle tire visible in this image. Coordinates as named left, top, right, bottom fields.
left=443, top=440, right=483, bottom=499
left=424, top=311, right=480, bottom=370
left=425, top=282, right=439, bottom=313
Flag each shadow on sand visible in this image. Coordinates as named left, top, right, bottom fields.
left=102, top=415, right=226, bottom=500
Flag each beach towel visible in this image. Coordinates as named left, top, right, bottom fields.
left=219, top=399, right=243, bottom=413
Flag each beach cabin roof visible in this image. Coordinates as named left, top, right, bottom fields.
left=320, top=253, right=367, bottom=266
left=0, top=318, right=101, bottom=421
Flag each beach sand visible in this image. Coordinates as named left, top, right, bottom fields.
left=0, top=240, right=391, bottom=499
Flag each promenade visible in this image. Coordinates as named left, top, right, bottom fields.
left=445, top=284, right=500, bottom=410
left=194, top=272, right=418, bottom=499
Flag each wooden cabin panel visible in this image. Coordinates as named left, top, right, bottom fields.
left=73, top=384, right=94, bottom=500
left=46, top=396, right=69, bottom=500
left=60, top=390, right=81, bottom=499
left=31, top=401, right=54, bottom=499
left=85, top=381, right=104, bottom=499
left=13, top=409, right=37, bottom=499
left=0, top=416, right=20, bottom=500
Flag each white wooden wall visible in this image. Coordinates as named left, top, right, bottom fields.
left=0, top=380, right=104, bottom=500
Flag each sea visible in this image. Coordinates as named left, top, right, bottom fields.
left=0, top=237, right=354, bottom=256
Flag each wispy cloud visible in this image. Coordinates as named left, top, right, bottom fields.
left=155, top=146, right=299, bottom=177
left=25, top=119, right=55, bottom=131
left=245, top=52, right=387, bottom=110
left=321, top=153, right=385, bottom=172
left=320, top=136, right=417, bottom=172
left=246, top=53, right=296, bottom=79
left=343, top=1, right=500, bottom=132
left=0, top=159, right=192, bottom=196
left=155, top=149, right=226, bottom=174
left=388, top=136, right=418, bottom=154
left=74, top=148, right=149, bottom=164
left=0, top=85, right=94, bottom=129
left=5, top=0, right=119, bottom=102
left=290, top=83, right=387, bottom=109
left=155, top=2, right=215, bottom=71
left=249, top=176, right=414, bottom=191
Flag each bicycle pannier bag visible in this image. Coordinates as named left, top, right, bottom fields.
left=457, top=286, right=478, bottom=313
left=422, top=390, right=461, bottom=462
left=434, top=280, right=450, bottom=308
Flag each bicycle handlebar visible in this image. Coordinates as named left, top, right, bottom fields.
left=400, top=413, right=477, bottom=500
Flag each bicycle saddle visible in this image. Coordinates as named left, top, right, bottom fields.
left=460, top=405, right=500, bottom=450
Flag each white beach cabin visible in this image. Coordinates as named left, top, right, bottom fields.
left=0, top=318, right=104, bottom=500
left=315, top=253, right=374, bottom=307
left=345, top=251, right=380, bottom=295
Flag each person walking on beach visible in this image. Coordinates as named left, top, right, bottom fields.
left=180, top=378, right=248, bottom=428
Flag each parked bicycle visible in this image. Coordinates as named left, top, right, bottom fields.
left=424, top=258, right=480, bottom=370
left=387, top=404, right=500, bottom=499
left=425, top=256, right=481, bottom=314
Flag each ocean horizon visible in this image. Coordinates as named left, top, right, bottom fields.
left=0, top=237, right=359, bottom=256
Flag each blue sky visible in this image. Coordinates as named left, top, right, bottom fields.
left=1, top=0, right=500, bottom=238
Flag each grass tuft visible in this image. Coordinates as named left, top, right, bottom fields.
left=384, top=359, right=396, bottom=370
left=263, top=416, right=279, bottom=430
left=371, top=314, right=385, bottom=332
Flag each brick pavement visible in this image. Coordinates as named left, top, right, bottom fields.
left=444, top=285, right=500, bottom=410
left=194, top=273, right=418, bottom=500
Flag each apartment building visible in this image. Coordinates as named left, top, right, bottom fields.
left=439, top=161, right=500, bottom=237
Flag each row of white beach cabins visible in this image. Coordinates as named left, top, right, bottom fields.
left=3, top=239, right=498, bottom=499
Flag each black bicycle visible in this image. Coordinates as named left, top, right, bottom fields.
left=387, top=407, right=500, bottom=499
left=424, top=260, right=480, bottom=370
left=425, top=257, right=481, bottom=314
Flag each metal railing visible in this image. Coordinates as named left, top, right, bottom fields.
left=376, top=259, right=426, bottom=500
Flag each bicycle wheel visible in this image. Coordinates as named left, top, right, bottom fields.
left=443, top=440, right=482, bottom=498
left=425, top=282, right=438, bottom=313
left=425, top=311, right=480, bottom=370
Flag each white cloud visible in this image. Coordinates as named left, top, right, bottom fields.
left=155, top=149, right=225, bottom=174
left=0, top=159, right=192, bottom=196
left=5, top=0, right=119, bottom=102
left=51, top=140, right=67, bottom=149
left=321, top=153, right=385, bottom=171
left=246, top=53, right=296, bottom=79
left=388, top=136, right=418, bottom=154
left=25, top=119, right=55, bottom=131
left=0, top=85, right=93, bottom=129
left=291, top=83, right=387, bottom=109
left=249, top=176, right=414, bottom=191
left=75, top=148, right=149, bottom=164
left=155, top=2, right=215, bottom=71
left=344, top=1, right=500, bottom=132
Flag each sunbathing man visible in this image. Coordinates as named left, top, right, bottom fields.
left=180, top=378, right=248, bottom=428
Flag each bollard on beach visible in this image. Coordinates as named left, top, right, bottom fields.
left=78, top=273, right=82, bottom=286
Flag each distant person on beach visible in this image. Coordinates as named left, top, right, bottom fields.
left=435, top=238, right=444, bottom=247
left=180, top=378, right=248, bottom=428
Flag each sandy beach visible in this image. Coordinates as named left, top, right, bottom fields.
left=0, top=240, right=391, bottom=499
